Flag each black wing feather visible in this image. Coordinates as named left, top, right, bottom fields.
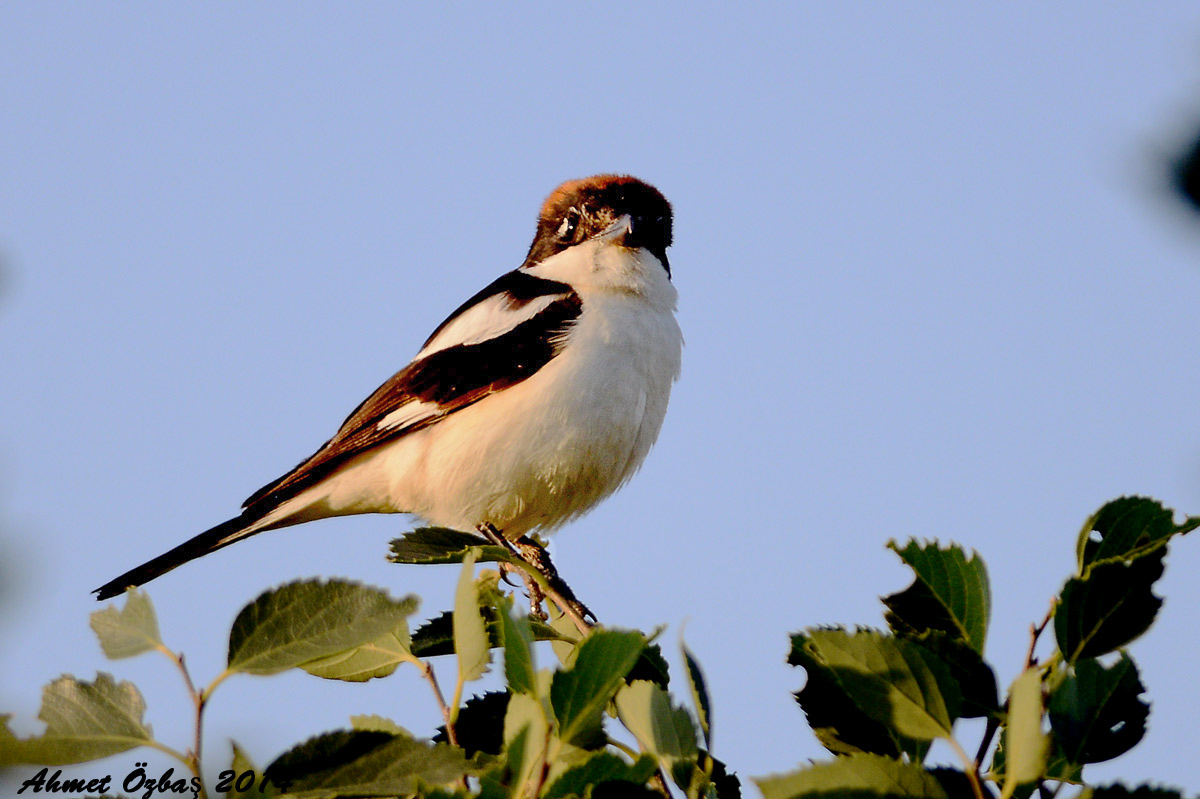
left=241, top=290, right=583, bottom=512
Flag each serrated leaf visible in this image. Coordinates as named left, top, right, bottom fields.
left=683, top=643, right=713, bottom=750
left=1049, top=652, right=1148, bottom=765
left=1075, top=497, right=1198, bottom=574
left=789, top=632, right=913, bottom=759
left=454, top=550, right=490, bottom=683
left=434, top=691, right=510, bottom=757
left=550, top=629, right=646, bottom=747
left=0, top=674, right=153, bottom=765
left=262, top=728, right=478, bottom=798
left=754, top=753, right=948, bottom=799
left=1001, top=668, right=1050, bottom=795
left=300, top=619, right=412, bottom=682
left=544, top=751, right=659, bottom=799
left=789, top=628, right=961, bottom=746
left=902, top=629, right=1000, bottom=719
left=89, top=590, right=163, bottom=660
left=226, top=579, right=418, bottom=676
left=1080, top=784, right=1187, bottom=799
left=615, top=680, right=699, bottom=781
left=627, top=643, right=671, bottom=689
left=705, top=751, right=743, bottom=799
left=410, top=609, right=564, bottom=659
left=883, top=540, right=991, bottom=656
left=1054, top=550, right=1165, bottom=664
left=388, top=527, right=514, bottom=565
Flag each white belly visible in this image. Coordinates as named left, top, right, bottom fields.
left=379, top=291, right=682, bottom=536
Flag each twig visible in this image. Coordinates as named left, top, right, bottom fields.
left=410, top=656, right=458, bottom=747
left=1025, top=602, right=1055, bottom=668
left=157, top=646, right=208, bottom=799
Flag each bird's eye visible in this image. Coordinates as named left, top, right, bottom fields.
left=557, top=208, right=580, bottom=240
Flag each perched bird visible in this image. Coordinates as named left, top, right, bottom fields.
left=94, top=175, right=683, bottom=607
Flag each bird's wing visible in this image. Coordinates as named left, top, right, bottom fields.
left=242, top=271, right=581, bottom=512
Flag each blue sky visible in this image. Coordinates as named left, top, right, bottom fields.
left=4, top=3, right=1200, bottom=794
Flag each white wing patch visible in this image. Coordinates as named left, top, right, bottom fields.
left=417, top=292, right=564, bottom=359
left=377, top=399, right=443, bottom=431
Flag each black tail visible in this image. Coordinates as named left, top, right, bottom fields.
left=93, top=512, right=264, bottom=600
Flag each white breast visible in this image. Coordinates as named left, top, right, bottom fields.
left=380, top=241, right=683, bottom=536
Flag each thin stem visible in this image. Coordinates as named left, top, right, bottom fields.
left=406, top=655, right=457, bottom=747
left=156, top=645, right=208, bottom=799
left=1025, top=602, right=1056, bottom=668
left=449, top=674, right=466, bottom=728
left=142, top=739, right=196, bottom=771
left=608, top=738, right=641, bottom=760
left=946, top=735, right=987, bottom=799
left=200, top=668, right=234, bottom=704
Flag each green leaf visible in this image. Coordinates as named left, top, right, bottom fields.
left=230, top=741, right=276, bottom=799
left=990, top=733, right=1082, bottom=790
left=454, top=550, right=490, bottom=683
left=544, top=751, right=659, bottom=799
left=705, top=751, right=744, bottom=799
left=627, top=643, right=671, bottom=690
left=615, top=680, right=699, bottom=781
left=262, top=728, right=478, bottom=798
left=389, top=527, right=514, bottom=565
left=789, top=633, right=914, bottom=759
left=754, top=753, right=948, bottom=799
left=789, top=628, right=961, bottom=747
left=349, top=715, right=410, bottom=735
left=683, top=642, right=713, bottom=750
left=496, top=596, right=536, bottom=696
left=1000, top=668, right=1049, bottom=797
left=434, top=691, right=510, bottom=757
left=0, top=673, right=153, bottom=765
left=503, top=693, right=549, bottom=791
left=550, top=629, right=646, bottom=747
left=1054, top=549, right=1165, bottom=664
left=1049, top=652, right=1148, bottom=765
left=1079, top=784, right=1187, bottom=799
left=226, top=579, right=418, bottom=676
left=89, top=590, right=163, bottom=660
left=902, top=629, right=1000, bottom=719
left=410, top=609, right=564, bottom=659
left=299, top=620, right=413, bottom=682
left=1075, top=497, right=1198, bottom=574
left=883, top=540, right=991, bottom=655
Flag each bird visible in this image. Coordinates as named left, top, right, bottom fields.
left=94, top=174, right=683, bottom=612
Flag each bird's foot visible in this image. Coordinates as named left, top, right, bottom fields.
left=512, top=536, right=595, bottom=624
left=476, top=523, right=594, bottom=632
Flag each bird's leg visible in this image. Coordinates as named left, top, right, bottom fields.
left=476, top=523, right=548, bottom=621
left=476, top=524, right=594, bottom=633
left=512, top=535, right=595, bottom=628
